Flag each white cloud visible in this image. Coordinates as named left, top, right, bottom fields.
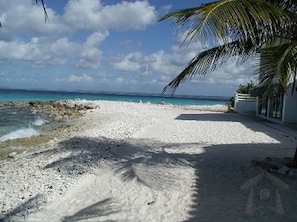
left=0, top=37, right=78, bottom=66
left=115, top=77, right=124, bottom=84
left=0, top=0, right=257, bottom=96
left=69, top=73, right=93, bottom=82
left=84, top=31, right=108, bottom=47
left=50, top=37, right=79, bottom=57
left=0, top=0, right=157, bottom=37
left=143, top=29, right=257, bottom=90
left=77, top=31, right=108, bottom=69
left=0, top=0, right=156, bottom=71
left=109, top=39, right=204, bottom=79
left=0, top=32, right=107, bottom=69
left=3, top=4, right=144, bottom=42
left=56, top=73, right=93, bottom=83
left=0, top=0, right=67, bottom=39
left=64, top=0, right=157, bottom=31
left=110, top=49, right=187, bottom=76
left=111, top=51, right=143, bottom=72
left=188, top=59, right=257, bottom=87
left=151, top=40, right=258, bottom=88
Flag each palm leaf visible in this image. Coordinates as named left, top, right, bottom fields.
left=256, top=42, right=297, bottom=97
left=159, top=0, right=289, bottom=46
left=163, top=38, right=257, bottom=92
left=36, top=0, right=49, bottom=22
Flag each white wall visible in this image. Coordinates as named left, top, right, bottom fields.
left=234, top=93, right=257, bottom=114
left=234, top=101, right=257, bottom=114
left=283, top=84, right=297, bottom=123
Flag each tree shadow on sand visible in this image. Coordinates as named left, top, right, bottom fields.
left=1, top=195, right=43, bottom=222
left=61, top=198, right=119, bottom=222
left=187, top=143, right=297, bottom=222
left=28, top=134, right=297, bottom=221
left=36, top=136, right=201, bottom=188
left=176, top=111, right=297, bottom=221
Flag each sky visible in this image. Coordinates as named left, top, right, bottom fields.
left=0, top=0, right=258, bottom=97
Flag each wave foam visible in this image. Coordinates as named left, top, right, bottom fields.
left=0, top=127, right=40, bottom=142
left=32, top=116, right=45, bottom=126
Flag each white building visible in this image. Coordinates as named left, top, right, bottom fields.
left=252, top=83, right=297, bottom=124
left=234, top=93, right=256, bottom=114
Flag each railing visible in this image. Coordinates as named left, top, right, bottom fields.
left=235, top=93, right=256, bottom=102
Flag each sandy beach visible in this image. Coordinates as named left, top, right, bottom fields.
left=1, top=100, right=297, bottom=222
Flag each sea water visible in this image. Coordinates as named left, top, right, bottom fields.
left=0, top=89, right=229, bottom=142
left=0, top=104, right=57, bottom=142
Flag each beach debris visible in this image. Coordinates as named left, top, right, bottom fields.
left=252, top=157, right=297, bottom=178
left=147, top=200, right=155, bottom=206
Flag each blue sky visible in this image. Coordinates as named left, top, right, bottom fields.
left=0, top=0, right=257, bottom=97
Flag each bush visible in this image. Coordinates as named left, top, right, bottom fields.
left=236, top=81, right=255, bottom=94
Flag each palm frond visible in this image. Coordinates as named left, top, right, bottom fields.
left=268, top=0, right=297, bottom=13
left=159, top=0, right=289, bottom=46
left=255, top=42, right=297, bottom=97
left=160, top=0, right=297, bottom=94
left=163, top=39, right=257, bottom=93
left=36, top=0, right=49, bottom=22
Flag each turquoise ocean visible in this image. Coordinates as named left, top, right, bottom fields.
left=0, top=89, right=229, bottom=142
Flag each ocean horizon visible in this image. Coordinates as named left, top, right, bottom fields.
left=0, top=88, right=230, bottom=142
left=0, top=88, right=230, bottom=105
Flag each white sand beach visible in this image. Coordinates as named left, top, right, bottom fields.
left=1, top=100, right=297, bottom=222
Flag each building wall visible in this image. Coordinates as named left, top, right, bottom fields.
left=283, top=84, right=297, bottom=123
left=255, top=83, right=297, bottom=124
left=234, top=93, right=257, bottom=114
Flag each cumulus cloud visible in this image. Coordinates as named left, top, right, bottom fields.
left=110, top=37, right=257, bottom=90
left=0, top=0, right=158, bottom=70
left=76, top=31, right=109, bottom=69
left=84, top=31, right=108, bottom=47
left=111, top=51, right=144, bottom=72
left=110, top=39, right=203, bottom=77
left=69, top=73, right=93, bottom=82
left=0, top=0, right=67, bottom=39
left=0, top=37, right=79, bottom=67
left=0, top=0, right=157, bottom=37
left=188, top=59, right=257, bottom=88
left=63, top=0, right=157, bottom=31
left=0, top=31, right=109, bottom=69
left=0, top=0, right=256, bottom=95
left=56, top=73, right=93, bottom=83
left=110, top=48, right=188, bottom=77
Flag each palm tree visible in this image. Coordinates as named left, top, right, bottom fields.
left=159, top=0, right=297, bottom=98
left=160, top=0, right=297, bottom=167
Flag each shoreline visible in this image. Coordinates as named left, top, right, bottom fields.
left=0, top=99, right=101, bottom=160
left=0, top=100, right=228, bottom=160
left=1, top=100, right=297, bottom=221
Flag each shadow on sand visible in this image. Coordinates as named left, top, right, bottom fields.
left=5, top=112, right=297, bottom=221
left=31, top=139, right=297, bottom=221
left=61, top=198, right=119, bottom=222
left=1, top=195, right=43, bottom=222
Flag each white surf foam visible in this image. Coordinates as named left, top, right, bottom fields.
left=0, top=127, right=40, bottom=142
left=32, top=116, right=45, bottom=126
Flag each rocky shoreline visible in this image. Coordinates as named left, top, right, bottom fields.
left=1, top=100, right=297, bottom=221
left=0, top=100, right=99, bottom=161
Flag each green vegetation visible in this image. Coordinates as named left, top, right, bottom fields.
left=159, top=1, right=297, bottom=97
left=236, top=81, right=255, bottom=94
